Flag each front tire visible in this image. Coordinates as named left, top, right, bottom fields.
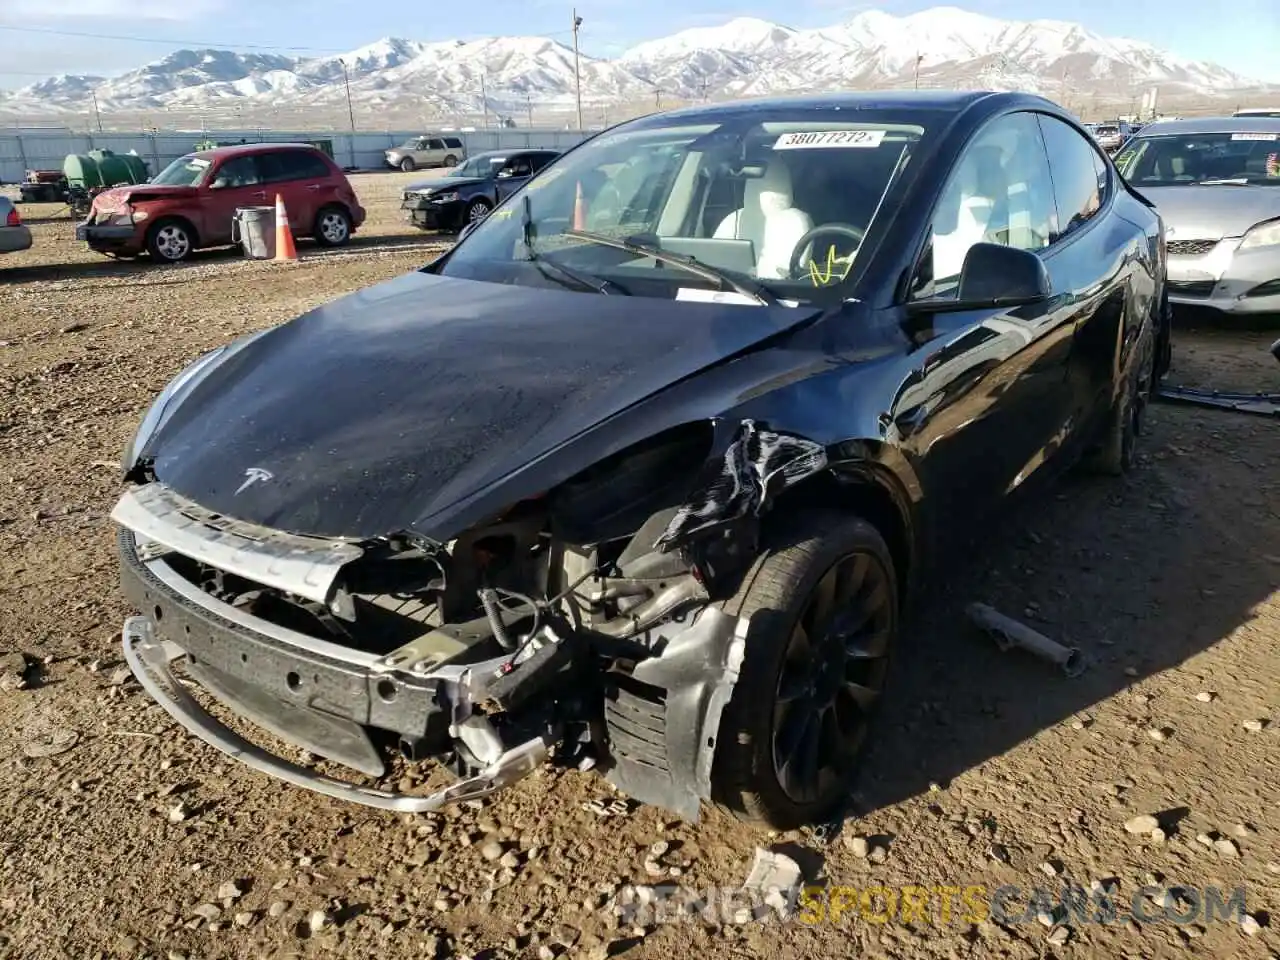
left=711, top=512, right=899, bottom=829
left=145, top=218, right=194, bottom=263
left=463, top=198, right=492, bottom=227
left=399, top=157, right=416, bottom=172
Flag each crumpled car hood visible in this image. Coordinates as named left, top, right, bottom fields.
left=142, top=270, right=821, bottom=539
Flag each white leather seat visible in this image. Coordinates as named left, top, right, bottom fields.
left=713, top=160, right=813, bottom=280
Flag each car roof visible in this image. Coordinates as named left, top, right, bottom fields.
left=1136, top=116, right=1280, bottom=136
left=471, top=148, right=557, bottom=161
left=627, top=90, right=1066, bottom=135
left=192, top=142, right=326, bottom=161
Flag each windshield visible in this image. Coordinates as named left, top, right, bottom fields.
left=450, top=154, right=505, bottom=179
left=151, top=155, right=211, bottom=187
left=437, top=115, right=923, bottom=303
left=1116, top=132, right=1280, bottom=186
left=1095, top=126, right=1120, bottom=136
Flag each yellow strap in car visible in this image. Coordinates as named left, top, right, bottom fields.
left=807, top=244, right=855, bottom=286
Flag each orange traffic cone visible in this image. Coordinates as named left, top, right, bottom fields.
left=572, top=180, right=586, bottom=231
left=274, top=193, right=298, bottom=262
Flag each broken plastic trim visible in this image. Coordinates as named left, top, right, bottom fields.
left=122, top=616, right=551, bottom=813
left=656, top=419, right=829, bottom=549
left=602, top=606, right=747, bottom=821
left=1154, top=384, right=1279, bottom=418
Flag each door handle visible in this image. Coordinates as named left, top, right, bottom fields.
left=307, top=185, right=322, bottom=191
left=251, top=191, right=267, bottom=200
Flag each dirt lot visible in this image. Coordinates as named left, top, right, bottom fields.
left=1, top=172, right=1277, bottom=960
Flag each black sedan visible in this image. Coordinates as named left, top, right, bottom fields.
left=112, top=91, right=1168, bottom=831
left=401, top=148, right=559, bottom=231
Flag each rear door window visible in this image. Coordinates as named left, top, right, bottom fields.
left=259, top=150, right=330, bottom=184
left=1037, top=115, right=1106, bottom=241
left=427, top=139, right=446, bottom=151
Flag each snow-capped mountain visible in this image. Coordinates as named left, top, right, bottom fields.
left=621, top=7, right=1257, bottom=99
left=0, top=6, right=1269, bottom=124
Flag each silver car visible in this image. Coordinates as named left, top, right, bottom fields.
left=1116, top=116, right=1280, bottom=317
left=0, top=196, right=33, bottom=256
left=384, top=135, right=467, bottom=172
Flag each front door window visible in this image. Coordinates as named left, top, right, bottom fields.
left=912, top=112, right=1055, bottom=300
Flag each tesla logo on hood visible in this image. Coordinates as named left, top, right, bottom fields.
left=235, top=467, right=274, bottom=495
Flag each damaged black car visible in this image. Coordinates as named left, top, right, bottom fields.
left=114, top=91, right=1168, bottom=829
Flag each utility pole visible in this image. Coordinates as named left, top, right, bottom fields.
left=654, top=88, right=662, bottom=111
left=525, top=92, right=533, bottom=129
left=572, top=9, right=584, bottom=132
left=914, top=52, right=923, bottom=90
left=1060, top=66, right=1070, bottom=112
left=698, top=77, right=709, bottom=102
left=340, top=60, right=357, bottom=167
left=341, top=60, right=356, bottom=133
left=90, top=88, right=103, bottom=132
left=480, top=73, right=490, bottom=129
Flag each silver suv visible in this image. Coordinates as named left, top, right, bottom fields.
left=385, top=136, right=467, bottom=172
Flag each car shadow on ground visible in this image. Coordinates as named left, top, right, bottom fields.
left=0, top=232, right=448, bottom=284
left=848, top=391, right=1278, bottom=820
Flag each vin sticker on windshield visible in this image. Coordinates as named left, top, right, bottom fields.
left=773, top=130, right=886, bottom=150
left=1232, top=132, right=1279, bottom=141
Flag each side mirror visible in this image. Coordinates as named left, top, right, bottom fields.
left=909, top=243, right=1050, bottom=315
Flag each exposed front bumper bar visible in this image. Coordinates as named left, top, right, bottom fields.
left=122, top=615, right=550, bottom=813
left=76, top=222, right=137, bottom=243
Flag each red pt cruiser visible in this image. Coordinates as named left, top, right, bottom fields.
left=78, top=143, right=367, bottom=263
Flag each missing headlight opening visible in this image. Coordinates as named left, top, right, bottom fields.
left=115, top=418, right=840, bottom=824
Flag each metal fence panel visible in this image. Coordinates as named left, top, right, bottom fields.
left=1, top=129, right=592, bottom=183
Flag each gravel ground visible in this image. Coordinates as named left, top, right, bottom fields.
left=1, top=172, right=1277, bottom=960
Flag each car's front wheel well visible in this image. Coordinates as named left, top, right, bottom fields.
left=767, top=469, right=912, bottom=605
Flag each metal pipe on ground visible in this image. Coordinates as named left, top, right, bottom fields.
left=966, top=602, right=1087, bottom=677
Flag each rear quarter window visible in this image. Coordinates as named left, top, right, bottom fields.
left=444, top=137, right=464, bottom=149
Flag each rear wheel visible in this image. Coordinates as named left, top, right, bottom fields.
left=711, top=512, right=898, bottom=829
left=399, top=157, right=416, bottom=172
left=1085, top=320, right=1155, bottom=475
left=146, top=218, right=194, bottom=263
left=313, top=205, right=352, bottom=247
left=444, top=154, right=458, bottom=167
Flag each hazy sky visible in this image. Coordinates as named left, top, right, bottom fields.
left=1, top=0, right=1277, bottom=90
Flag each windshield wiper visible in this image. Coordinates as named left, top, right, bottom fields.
left=1198, top=178, right=1250, bottom=185
left=519, top=196, right=628, bottom=295
left=563, top=228, right=775, bottom=304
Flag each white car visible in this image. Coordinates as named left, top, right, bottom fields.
left=0, top=197, right=33, bottom=256
left=384, top=135, right=467, bottom=172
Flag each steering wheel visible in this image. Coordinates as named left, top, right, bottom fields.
left=788, top=223, right=866, bottom=285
